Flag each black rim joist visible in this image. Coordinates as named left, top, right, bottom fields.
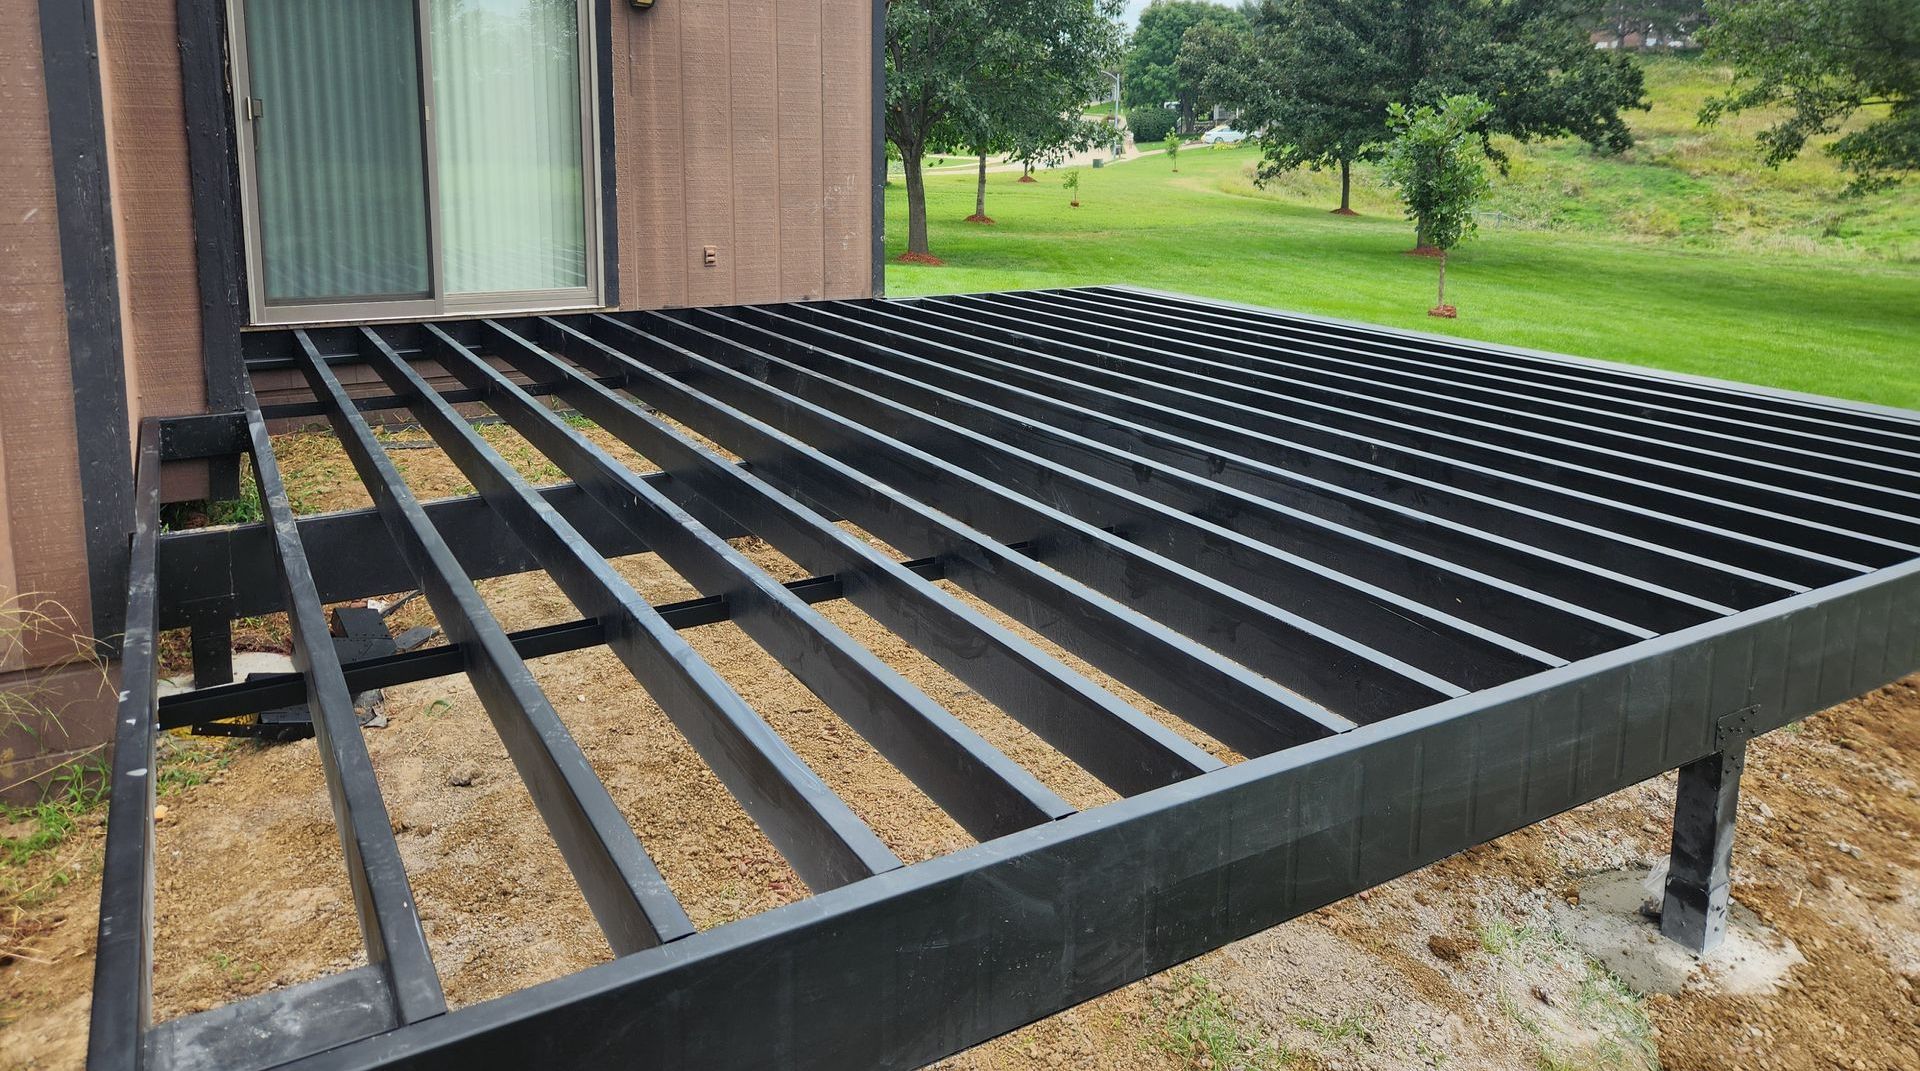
left=92, top=286, right=1920, bottom=1071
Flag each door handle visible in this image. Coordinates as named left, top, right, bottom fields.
left=245, top=97, right=264, bottom=121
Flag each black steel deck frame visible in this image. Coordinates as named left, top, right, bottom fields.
left=91, top=287, right=1920, bottom=1071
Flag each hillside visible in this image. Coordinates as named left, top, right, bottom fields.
left=884, top=56, right=1920, bottom=409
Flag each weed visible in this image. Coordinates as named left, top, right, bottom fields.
left=1152, top=973, right=1295, bottom=1070
left=1291, top=1010, right=1372, bottom=1046
left=1, top=760, right=107, bottom=869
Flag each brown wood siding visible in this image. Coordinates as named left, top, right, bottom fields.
left=613, top=0, right=875, bottom=309
left=0, top=0, right=94, bottom=670
left=100, top=2, right=206, bottom=424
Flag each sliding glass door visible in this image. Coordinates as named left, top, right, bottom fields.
left=232, top=0, right=598, bottom=324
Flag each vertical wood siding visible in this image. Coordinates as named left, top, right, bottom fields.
left=101, top=0, right=205, bottom=424
left=613, top=0, right=875, bottom=308
left=0, top=0, right=93, bottom=669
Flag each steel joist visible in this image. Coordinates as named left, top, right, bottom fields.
left=94, top=287, right=1920, bottom=1071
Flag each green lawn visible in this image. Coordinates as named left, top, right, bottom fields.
left=884, top=60, right=1920, bottom=409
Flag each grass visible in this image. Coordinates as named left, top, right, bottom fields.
left=885, top=56, right=1920, bottom=409
left=1471, top=916, right=1657, bottom=1071
left=1152, top=973, right=1299, bottom=1070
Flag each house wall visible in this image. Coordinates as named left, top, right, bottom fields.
left=614, top=0, right=876, bottom=308
left=0, top=0, right=95, bottom=668
left=128, top=0, right=881, bottom=415
left=0, top=0, right=115, bottom=794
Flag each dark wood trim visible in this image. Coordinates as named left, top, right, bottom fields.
left=177, top=0, right=248, bottom=497
left=596, top=0, right=620, bottom=308
left=38, top=0, right=133, bottom=642
left=870, top=0, right=886, bottom=297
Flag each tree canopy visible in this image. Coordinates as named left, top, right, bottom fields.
left=1701, top=0, right=1920, bottom=191
left=1180, top=0, right=1648, bottom=213
left=1379, top=94, right=1496, bottom=252
left=1122, top=1, right=1246, bottom=126
left=885, top=0, right=1124, bottom=257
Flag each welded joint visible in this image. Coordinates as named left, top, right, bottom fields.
left=1659, top=710, right=1756, bottom=954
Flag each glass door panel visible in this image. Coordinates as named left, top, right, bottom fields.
left=243, top=0, right=434, bottom=305
left=431, top=0, right=589, bottom=296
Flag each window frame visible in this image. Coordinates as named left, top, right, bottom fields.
left=225, top=0, right=607, bottom=327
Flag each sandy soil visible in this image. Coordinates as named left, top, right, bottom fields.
left=5, top=429, right=1918, bottom=1070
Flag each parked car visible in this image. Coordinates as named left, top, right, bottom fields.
left=1202, top=126, right=1247, bottom=144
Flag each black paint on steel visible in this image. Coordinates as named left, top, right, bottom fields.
left=154, top=481, right=688, bottom=629
left=512, top=316, right=1220, bottom=794
left=176, top=0, right=247, bottom=497
left=1661, top=735, right=1749, bottom=953
left=348, top=326, right=901, bottom=889
left=264, top=561, right=1920, bottom=1071
left=870, top=0, right=886, bottom=297
left=157, top=548, right=990, bottom=727
left=38, top=0, right=134, bottom=642
left=187, top=614, right=233, bottom=687
left=144, top=965, right=398, bottom=1071
left=686, top=305, right=1469, bottom=714
left=85, top=421, right=162, bottom=1071
left=595, top=0, right=619, bottom=307
left=718, top=302, right=1559, bottom=688
left=159, top=411, right=247, bottom=463
left=239, top=379, right=446, bottom=1020
left=961, top=292, right=1914, bottom=582
left=593, top=311, right=1358, bottom=753
left=295, top=331, right=696, bottom=956
left=426, top=323, right=1071, bottom=838
left=900, top=294, right=1758, bottom=624
left=89, top=287, right=1920, bottom=1071
left=779, top=298, right=1642, bottom=660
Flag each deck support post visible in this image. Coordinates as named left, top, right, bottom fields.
left=1660, top=737, right=1747, bottom=953
left=189, top=615, right=234, bottom=687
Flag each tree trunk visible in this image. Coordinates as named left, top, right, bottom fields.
left=1415, top=214, right=1433, bottom=251
left=1437, top=250, right=1447, bottom=306
left=903, top=146, right=929, bottom=255
left=975, top=154, right=988, bottom=218
left=1339, top=158, right=1352, bottom=213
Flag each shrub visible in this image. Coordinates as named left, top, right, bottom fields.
left=1126, top=105, right=1177, bottom=145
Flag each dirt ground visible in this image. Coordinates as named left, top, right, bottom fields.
left=4, top=428, right=1918, bottom=1070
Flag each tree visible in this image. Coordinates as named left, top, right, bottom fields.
left=1595, top=0, right=1708, bottom=48
left=886, top=0, right=1125, bottom=260
left=1701, top=0, right=1920, bottom=192
left=1062, top=168, right=1082, bottom=206
left=1123, top=1, right=1247, bottom=131
left=1180, top=0, right=1647, bottom=215
left=1378, top=95, right=1495, bottom=316
left=1183, top=1, right=1397, bottom=214
left=1165, top=132, right=1182, bottom=170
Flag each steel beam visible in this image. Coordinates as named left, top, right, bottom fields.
left=1091, top=286, right=1920, bottom=457
left=574, top=312, right=1355, bottom=756
left=296, top=331, right=696, bottom=954
left=91, top=286, right=1920, bottom=1071
left=420, top=323, right=1073, bottom=840
left=351, top=326, right=902, bottom=888
left=713, top=302, right=1563, bottom=686
left=240, top=381, right=444, bottom=1019
left=266, top=556, right=1920, bottom=1071
left=925, top=292, right=1918, bottom=560
left=507, top=317, right=1221, bottom=795
left=86, top=421, right=162, bottom=1071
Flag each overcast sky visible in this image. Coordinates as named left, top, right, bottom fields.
left=1122, top=0, right=1152, bottom=26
